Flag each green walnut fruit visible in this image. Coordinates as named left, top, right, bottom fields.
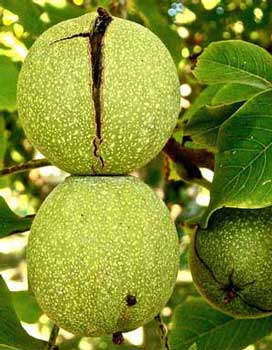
left=27, top=176, right=179, bottom=336
left=17, top=9, right=180, bottom=175
left=189, top=207, right=272, bottom=318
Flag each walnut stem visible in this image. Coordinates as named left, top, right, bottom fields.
left=45, top=324, right=59, bottom=350
left=155, top=314, right=170, bottom=350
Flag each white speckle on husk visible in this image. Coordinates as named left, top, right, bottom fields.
left=27, top=176, right=179, bottom=336
left=17, top=13, right=180, bottom=175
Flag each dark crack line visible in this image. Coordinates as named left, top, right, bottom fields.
left=49, top=8, right=113, bottom=171
left=50, top=32, right=90, bottom=45
left=236, top=292, right=272, bottom=313
left=194, top=230, right=222, bottom=285
left=194, top=231, right=272, bottom=313
left=90, top=8, right=112, bottom=170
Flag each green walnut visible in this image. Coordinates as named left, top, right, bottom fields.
left=189, top=207, right=272, bottom=318
left=27, top=176, right=179, bottom=336
left=17, top=9, right=180, bottom=175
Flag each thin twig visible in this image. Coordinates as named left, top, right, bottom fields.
left=109, top=0, right=127, bottom=18
left=0, top=159, right=51, bottom=177
left=45, top=324, right=59, bottom=350
left=155, top=314, right=170, bottom=350
left=163, top=138, right=214, bottom=171
left=192, top=177, right=211, bottom=191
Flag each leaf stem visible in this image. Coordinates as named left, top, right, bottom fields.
left=0, top=159, right=51, bottom=177
left=45, top=324, right=59, bottom=350
left=155, top=314, right=170, bottom=350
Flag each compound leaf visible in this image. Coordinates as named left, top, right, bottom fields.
left=211, top=84, right=263, bottom=106
left=194, top=40, right=272, bottom=89
left=0, top=276, right=45, bottom=350
left=11, top=291, right=42, bottom=324
left=0, top=197, right=33, bottom=238
left=169, top=297, right=272, bottom=350
left=182, top=85, right=222, bottom=124
left=0, top=57, right=18, bottom=113
left=184, top=102, right=242, bottom=151
left=203, top=89, right=272, bottom=225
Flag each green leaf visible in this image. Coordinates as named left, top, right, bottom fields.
left=204, top=89, right=272, bottom=224
left=0, top=276, right=45, bottom=350
left=133, top=0, right=181, bottom=65
left=179, top=85, right=222, bottom=138
left=0, top=0, right=45, bottom=36
left=169, top=297, right=272, bottom=350
left=211, top=84, right=263, bottom=106
left=0, top=197, right=34, bottom=238
left=189, top=344, right=198, bottom=350
left=0, top=57, right=18, bottom=112
left=11, top=291, right=41, bottom=324
left=193, top=40, right=272, bottom=89
left=182, top=85, right=222, bottom=124
left=184, top=102, right=242, bottom=151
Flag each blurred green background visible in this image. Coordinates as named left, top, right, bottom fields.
left=0, top=0, right=272, bottom=349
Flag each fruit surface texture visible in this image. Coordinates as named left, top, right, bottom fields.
left=189, top=207, right=272, bottom=318
left=27, top=176, right=179, bottom=336
left=17, top=11, right=180, bottom=174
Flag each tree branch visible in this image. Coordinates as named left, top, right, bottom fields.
left=0, top=159, right=51, bottom=177
left=45, top=324, right=59, bottom=350
left=109, top=0, right=127, bottom=18
left=154, top=314, right=169, bottom=350
left=163, top=138, right=214, bottom=171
